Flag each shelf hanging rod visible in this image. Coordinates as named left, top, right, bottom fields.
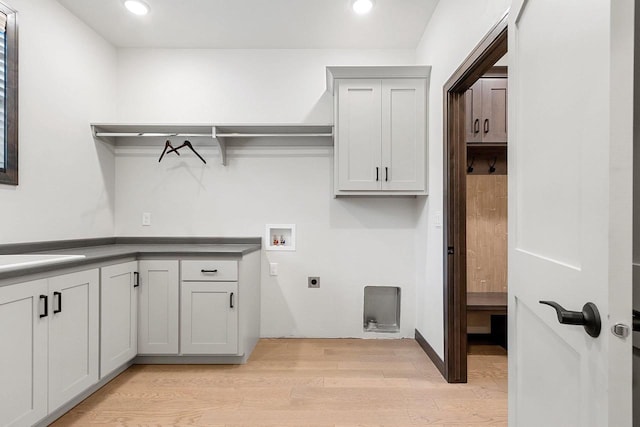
left=95, top=132, right=212, bottom=138
left=215, top=133, right=333, bottom=138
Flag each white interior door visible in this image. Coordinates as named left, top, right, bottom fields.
left=508, top=1, right=634, bottom=426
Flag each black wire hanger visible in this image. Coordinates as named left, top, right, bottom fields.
left=158, top=140, right=181, bottom=163
left=166, top=140, right=207, bottom=164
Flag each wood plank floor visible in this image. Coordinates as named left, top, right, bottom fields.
left=52, top=339, right=507, bottom=426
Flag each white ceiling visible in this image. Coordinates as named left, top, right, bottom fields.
left=56, top=0, right=439, bottom=49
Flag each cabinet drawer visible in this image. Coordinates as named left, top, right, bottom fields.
left=181, top=260, right=238, bottom=281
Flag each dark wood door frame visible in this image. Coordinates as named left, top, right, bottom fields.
left=442, top=11, right=508, bottom=383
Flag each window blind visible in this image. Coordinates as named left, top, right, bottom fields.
left=0, top=12, right=7, bottom=170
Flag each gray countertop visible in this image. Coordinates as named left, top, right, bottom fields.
left=0, top=238, right=261, bottom=282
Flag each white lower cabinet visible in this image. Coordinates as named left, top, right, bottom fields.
left=181, top=281, right=238, bottom=354
left=0, top=280, right=48, bottom=427
left=100, top=262, right=138, bottom=378
left=0, top=251, right=260, bottom=426
left=137, top=260, right=179, bottom=354
left=0, top=269, right=99, bottom=427
left=48, top=269, right=100, bottom=412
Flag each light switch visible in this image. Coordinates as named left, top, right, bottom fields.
left=434, top=212, right=442, bottom=228
left=269, top=263, right=278, bottom=276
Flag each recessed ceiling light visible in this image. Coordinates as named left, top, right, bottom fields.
left=124, top=0, right=150, bottom=16
left=352, top=0, right=374, bottom=15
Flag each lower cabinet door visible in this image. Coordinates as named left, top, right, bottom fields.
left=0, top=280, right=48, bottom=427
left=180, top=281, right=238, bottom=355
left=100, top=261, right=138, bottom=378
left=138, top=260, right=179, bottom=354
left=48, top=269, right=99, bottom=413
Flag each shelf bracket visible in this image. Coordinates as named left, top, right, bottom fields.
left=212, top=126, right=227, bottom=166
left=91, top=124, right=115, bottom=145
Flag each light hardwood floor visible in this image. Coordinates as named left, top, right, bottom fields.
left=52, top=339, right=507, bottom=426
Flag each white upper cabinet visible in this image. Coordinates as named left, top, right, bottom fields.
left=328, top=66, right=430, bottom=196
left=337, top=79, right=383, bottom=191
left=381, top=79, right=427, bottom=191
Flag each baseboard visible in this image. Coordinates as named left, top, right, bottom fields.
left=134, top=354, right=249, bottom=364
left=415, top=328, right=446, bottom=377
left=34, top=360, right=134, bottom=427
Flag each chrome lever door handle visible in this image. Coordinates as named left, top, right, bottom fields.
left=539, top=300, right=601, bottom=337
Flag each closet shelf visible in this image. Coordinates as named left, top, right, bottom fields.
left=91, top=123, right=334, bottom=166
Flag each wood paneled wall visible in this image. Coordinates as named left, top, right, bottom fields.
left=466, top=174, right=508, bottom=293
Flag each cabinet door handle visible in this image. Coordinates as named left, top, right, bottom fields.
left=133, top=272, right=140, bottom=288
left=376, top=167, right=379, bottom=182
left=385, top=167, right=388, bottom=182
left=474, top=119, right=480, bottom=134
left=201, top=269, right=218, bottom=274
left=230, top=292, right=235, bottom=308
left=39, top=295, right=48, bottom=318
left=484, top=119, right=489, bottom=133
left=53, top=291, right=62, bottom=314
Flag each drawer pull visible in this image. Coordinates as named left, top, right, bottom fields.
left=201, top=269, right=218, bottom=274
left=230, top=292, right=235, bottom=308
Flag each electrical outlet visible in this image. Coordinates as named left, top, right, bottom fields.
left=269, top=263, right=278, bottom=276
left=142, top=212, right=151, bottom=226
left=308, top=276, right=320, bottom=288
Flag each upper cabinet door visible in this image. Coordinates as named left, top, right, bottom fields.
left=481, top=79, right=508, bottom=143
left=48, top=269, right=99, bottom=413
left=381, top=79, right=426, bottom=191
left=336, top=79, right=382, bottom=191
left=0, top=280, right=48, bottom=427
left=100, top=261, right=138, bottom=379
left=465, top=80, right=483, bottom=143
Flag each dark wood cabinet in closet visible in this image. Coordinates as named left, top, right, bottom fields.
left=465, top=67, right=507, bottom=144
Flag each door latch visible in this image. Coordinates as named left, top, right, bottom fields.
left=447, top=246, right=454, bottom=255
left=611, top=323, right=630, bottom=338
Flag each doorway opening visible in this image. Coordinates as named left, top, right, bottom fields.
left=442, top=12, right=508, bottom=383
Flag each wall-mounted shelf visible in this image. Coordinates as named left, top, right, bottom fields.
left=91, top=123, right=334, bottom=166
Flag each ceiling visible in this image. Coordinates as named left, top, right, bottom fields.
left=56, top=0, right=439, bottom=49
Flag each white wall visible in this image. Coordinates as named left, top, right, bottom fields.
left=114, top=49, right=421, bottom=338
left=413, top=0, right=510, bottom=358
left=0, top=0, right=118, bottom=244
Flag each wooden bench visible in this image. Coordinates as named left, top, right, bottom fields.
left=467, top=292, right=507, bottom=349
